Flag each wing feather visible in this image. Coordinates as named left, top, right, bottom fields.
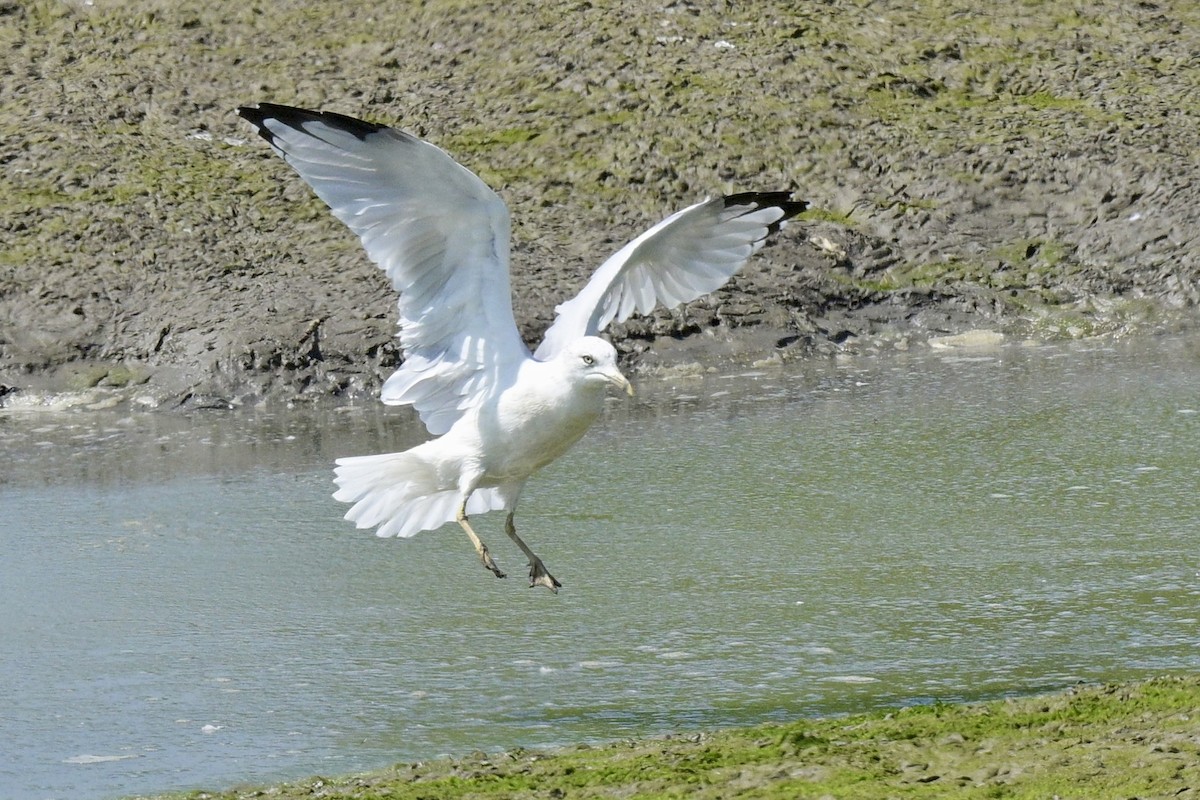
left=534, top=192, right=807, bottom=359
left=238, top=103, right=529, bottom=434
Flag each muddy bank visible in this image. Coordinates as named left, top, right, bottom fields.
left=2, top=0, right=1199, bottom=410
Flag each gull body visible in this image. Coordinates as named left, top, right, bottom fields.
left=237, top=103, right=805, bottom=591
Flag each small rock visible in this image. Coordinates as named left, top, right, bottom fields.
left=928, top=330, right=1005, bottom=349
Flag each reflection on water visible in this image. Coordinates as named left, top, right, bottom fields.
left=1, top=335, right=1198, bottom=800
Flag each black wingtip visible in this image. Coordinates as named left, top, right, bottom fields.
left=236, top=103, right=390, bottom=144
left=722, top=191, right=809, bottom=236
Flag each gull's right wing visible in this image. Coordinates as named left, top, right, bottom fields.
left=534, top=192, right=807, bottom=360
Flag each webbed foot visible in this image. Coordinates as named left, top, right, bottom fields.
left=528, top=559, right=562, bottom=593
left=480, top=546, right=507, bottom=579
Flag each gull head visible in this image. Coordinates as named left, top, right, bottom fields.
left=563, top=337, right=634, bottom=397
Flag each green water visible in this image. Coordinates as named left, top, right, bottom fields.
left=1, top=335, right=1197, bottom=799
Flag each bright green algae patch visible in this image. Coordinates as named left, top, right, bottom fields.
left=137, top=675, right=1200, bottom=799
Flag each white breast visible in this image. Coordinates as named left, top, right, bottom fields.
left=476, top=358, right=607, bottom=482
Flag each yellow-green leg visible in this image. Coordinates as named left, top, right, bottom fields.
left=456, top=501, right=505, bottom=579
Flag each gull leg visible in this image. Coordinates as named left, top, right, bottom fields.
left=504, top=511, right=561, bottom=593
left=456, top=501, right=505, bottom=579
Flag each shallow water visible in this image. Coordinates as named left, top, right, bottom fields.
left=2, top=335, right=1198, bottom=800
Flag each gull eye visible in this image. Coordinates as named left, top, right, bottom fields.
left=581, top=354, right=595, bottom=366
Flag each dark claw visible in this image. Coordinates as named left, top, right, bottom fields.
left=480, top=551, right=506, bottom=579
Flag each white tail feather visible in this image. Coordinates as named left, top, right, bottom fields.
left=332, top=451, right=506, bottom=538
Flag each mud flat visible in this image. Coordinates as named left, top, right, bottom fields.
left=3, top=0, right=1199, bottom=409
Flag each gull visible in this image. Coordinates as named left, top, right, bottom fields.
left=237, top=103, right=806, bottom=592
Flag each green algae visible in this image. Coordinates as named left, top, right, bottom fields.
left=133, top=675, right=1200, bottom=800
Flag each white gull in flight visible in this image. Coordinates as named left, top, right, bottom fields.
left=237, top=103, right=806, bottom=592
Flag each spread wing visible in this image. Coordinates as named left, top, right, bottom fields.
left=237, top=103, right=530, bottom=435
left=534, top=192, right=807, bottom=360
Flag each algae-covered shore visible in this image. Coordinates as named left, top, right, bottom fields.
left=3, top=0, right=1199, bottom=409
left=134, top=675, right=1200, bottom=799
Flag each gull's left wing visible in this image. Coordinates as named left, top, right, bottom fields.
left=533, top=192, right=807, bottom=360
left=237, top=104, right=530, bottom=436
